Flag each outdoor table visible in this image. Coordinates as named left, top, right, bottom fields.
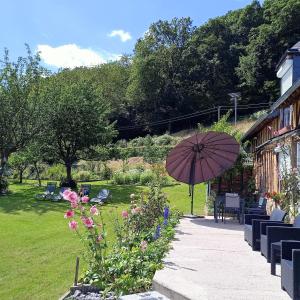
left=271, top=241, right=281, bottom=275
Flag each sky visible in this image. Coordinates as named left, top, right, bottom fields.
left=0, top=0, right=260, bottom=70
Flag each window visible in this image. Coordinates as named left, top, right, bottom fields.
left=280, top=105, right=292, bottom=128
left=281, top=66, right=293, bottom=95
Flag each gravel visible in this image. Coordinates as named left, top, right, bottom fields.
left=65, top=290, right=117, bottom=300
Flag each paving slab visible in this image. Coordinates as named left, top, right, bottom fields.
left=153, top=217, right=290, bottom=300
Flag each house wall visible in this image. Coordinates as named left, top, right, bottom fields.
left=249, top=89, right=300, bottom=193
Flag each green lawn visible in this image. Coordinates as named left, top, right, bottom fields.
left=0, top=180, right=205, bottom=300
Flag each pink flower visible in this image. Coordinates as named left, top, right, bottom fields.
left=64, top=210, right=75, bottom=219
left=82, top=217, right=94, bottom=228
left=131, top=207, right=141, bottom=215
left=96, top=235, right=103, bottom=243
left=81, top=196, right=89, bottom=203
left=121, top=210, right=129, bottom=218
left=68, top=192, right=78, bottom=203
left=71, top=201, right=78, bottom=209
left=69, top=220, right=78, bottom=230
left=62, top=189, right=72, bottom=200
left=140, top=240, right=148, bottom=252
left=90, top=205, right=99, bottom=216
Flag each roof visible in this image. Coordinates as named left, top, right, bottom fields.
left=242, top=78, right=300, bottom=141
left=276, top=41, right=300, bottom=71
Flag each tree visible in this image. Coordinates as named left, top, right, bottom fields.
left=0, top=46, right=47, bottom=175
left=41, top=70, right=117, bottom=182
left=9, top=151, right=29, bottom=183
left=237, top=0, right=300, bottom=103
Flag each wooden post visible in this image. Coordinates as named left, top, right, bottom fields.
left=74, top=257, right=80, bottom=286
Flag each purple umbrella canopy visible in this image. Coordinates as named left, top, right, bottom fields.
left=166, top=131, right=240, bottom=185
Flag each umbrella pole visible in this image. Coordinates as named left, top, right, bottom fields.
left=191, top=184, right=194, bottom=215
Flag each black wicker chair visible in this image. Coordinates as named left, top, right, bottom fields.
left=260, top=215, right=300, bottom=262
left=245, top=197, right=267, bottom=215
left=281, top=240, right=300, bottom=300
left=244, top=208, right=286, bottom=251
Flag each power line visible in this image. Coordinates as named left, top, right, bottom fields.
left=118, top=102, right=271, bottom=131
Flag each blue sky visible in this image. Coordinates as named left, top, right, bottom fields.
left=0, top=0, right=260, bottom=70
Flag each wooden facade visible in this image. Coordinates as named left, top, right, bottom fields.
left=244, top=87, right=300, bottom=193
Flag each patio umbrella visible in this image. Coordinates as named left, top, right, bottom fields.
left=166, top=131, right=240, bottom=215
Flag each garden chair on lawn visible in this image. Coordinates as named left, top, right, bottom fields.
left=90, top=189, right=111, bottom=204
left=80, top=184, right=91, bottom=197
left=52, top=187, right=68, bottom=202
left=244, top=208, right=286, bottom=251
left=35, top=182, right=57, bottom=200
left=281, top=240, right=300, bottom=300
left=260, top=215, right=300, bottom=262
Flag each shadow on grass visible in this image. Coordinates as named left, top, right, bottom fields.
left=0, top=182, right=145, bottom=215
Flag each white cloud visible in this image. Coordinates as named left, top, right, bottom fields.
left=108, top=30, right=132, bottom=42
left=37, top=44, right=121, bottom=69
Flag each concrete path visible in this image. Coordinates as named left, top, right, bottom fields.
left=153, top=217, right=290, bottom=300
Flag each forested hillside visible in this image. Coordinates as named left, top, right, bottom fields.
left=64, top=0, right=300, bottom=138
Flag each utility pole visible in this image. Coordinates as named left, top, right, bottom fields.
left=228, top=92, right=241, bottom=126
left=217, top=106, right=221, bottom=121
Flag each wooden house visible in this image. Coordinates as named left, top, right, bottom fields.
left=242, top=42, right=300, bottom=193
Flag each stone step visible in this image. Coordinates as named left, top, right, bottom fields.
left=119, top=291, right=170, bottom=300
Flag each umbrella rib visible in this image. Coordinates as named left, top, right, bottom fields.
left=204, top=147, right=238, bottom=164
left=168, top=147, right=193, bottom=161
left=205, top=136, right=236, bottom=145
left=205, top=146, right=240, bottom=155
left=167, top=150, right=195, bottom=176
left=201, top=131, right=219, bottom=143
left=201, top=148, right=229, bottom=170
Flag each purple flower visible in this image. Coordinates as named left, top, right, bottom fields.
left=163, top=207, right=169, bottom=220
left=154, top=225, right=161, bottom=240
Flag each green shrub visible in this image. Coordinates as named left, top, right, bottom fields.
left=140, top=171, right=155, bottom=185
left=73, top=170, right=94, bottom=181
left=99, top=164, right=112, bottom=180
left=42, top=164, right=66, bottom=180
left=113, top=172, right=126, bottom=185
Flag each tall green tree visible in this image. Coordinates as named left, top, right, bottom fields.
left=0, top=46, right=47, bottom=174
left=41, top=70, right=117, bottom=182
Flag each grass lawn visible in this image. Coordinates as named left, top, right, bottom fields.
left=0, top=180, right=205, bottom=300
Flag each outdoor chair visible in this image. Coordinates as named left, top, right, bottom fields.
left=244, top=208, right=286, bottom=251
left=52, top=187, right=68, bottom=202
left=35, top=182, right=57, bottom=200
left=244, top=196, right=267, bottom=215
left=80, top=184, right=91, bottom=197
left=213, top=195, right=225, bottom=222
left=281, top=240, right=300, bottom=300
left=90, top=189, right=111, bottom=204
left=260, top=215, right=300, bottom=262
left=222, top=193, right=242, bottom=223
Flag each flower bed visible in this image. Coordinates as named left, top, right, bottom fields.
left=62, top=181, right=180, bottom=298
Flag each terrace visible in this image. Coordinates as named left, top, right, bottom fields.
left=153, top=217, right=290, bottom=300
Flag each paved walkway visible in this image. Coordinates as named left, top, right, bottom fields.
left=153, top=217, right=290, bottom=300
